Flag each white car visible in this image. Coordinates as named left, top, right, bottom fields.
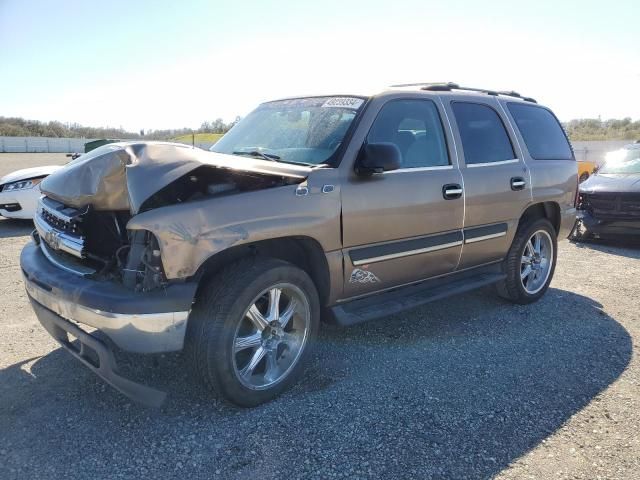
left=0, top=166, right=63, bottom=219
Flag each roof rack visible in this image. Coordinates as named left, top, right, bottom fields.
left=390, top=82, right=537, bottom=103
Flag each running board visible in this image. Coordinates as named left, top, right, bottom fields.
left=329, top=271, right=506, bottom=326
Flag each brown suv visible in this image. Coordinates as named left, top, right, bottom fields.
left=21, top=83, right=578, bottom=407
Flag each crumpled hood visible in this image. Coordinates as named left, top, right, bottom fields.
left=580, top=173, right=640, bottom=194
left=0, top=165, right=62, bottom=186
left=40, top=141, right=311, bottom=214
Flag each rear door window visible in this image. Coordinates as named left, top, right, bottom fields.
left=507, top=103, right=574, bottom=160
left=451, top=102, right=516, bottom=165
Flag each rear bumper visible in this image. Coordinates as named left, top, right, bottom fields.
left=559, top=207, right=578, bottom=239
left=578, top=210, right=640, bottom=236
left=21, top=241, right=198, bottom=353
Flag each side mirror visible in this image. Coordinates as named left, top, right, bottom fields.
left=356, top=142, right=401, bottom=176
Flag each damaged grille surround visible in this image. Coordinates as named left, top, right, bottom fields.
left=34, top=197, right=86, bottom=259
left=580, top=192, right=640, bottom=220
left=35, top=195, right=167, bottom=291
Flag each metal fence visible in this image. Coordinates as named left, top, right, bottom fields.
left=0, top=136, right=97, bottom=153
left=0, top=136, right=634, bottom=164
left=0, top=136, right=217, bottom=153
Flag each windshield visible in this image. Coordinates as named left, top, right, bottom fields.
left=211, top=96, right=365, bottom=165
left=600, top=146, right=640, bottom=174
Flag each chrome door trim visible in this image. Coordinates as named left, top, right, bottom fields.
left=352, top=240, right=463, bottom=266
left=466, top=159, right=520, bottom=168
left=386, top=165, right=454, bottom=174
left=463, top=222, right=509, bottom=244
left=464, top=231, right=507, bottom=243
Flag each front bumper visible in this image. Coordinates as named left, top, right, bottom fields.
left=21, top=240, right=199, bottom=406
left=30, top=299, right=167, bottom=407
left=21, top=241, right=198, bottom=353
left=578, top=210, right=640, bottom=237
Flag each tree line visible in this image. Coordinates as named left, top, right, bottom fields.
left=564, top=118, right=640, bottom=141
left=0, top=116, right=241, bottom=140
left=1, top=115, right=639, bottom=142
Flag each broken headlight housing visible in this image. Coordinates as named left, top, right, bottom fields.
left=122, top=230, right=167, bottom=292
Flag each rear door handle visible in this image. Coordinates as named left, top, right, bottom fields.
left=442, top=184, right=463, bottom=200
left=511, top=177, right=526, bottom=191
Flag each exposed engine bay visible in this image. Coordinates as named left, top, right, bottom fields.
left=139, top=165, right=293, bottom=211
left=34, top=142, right=308, bottom=291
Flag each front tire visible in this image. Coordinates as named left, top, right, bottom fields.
left=497, top=218, right=557, bottom=304
left=186, top=257, right=320, bottom=407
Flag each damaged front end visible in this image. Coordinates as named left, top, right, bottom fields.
left=35, top=141, right=309, bottom=288
left=22, top=141, right=311, bottom=406
left=575, top=191, right=640, bottom=239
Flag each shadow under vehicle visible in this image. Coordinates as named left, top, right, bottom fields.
left=0, top=288, right=631, bottom=478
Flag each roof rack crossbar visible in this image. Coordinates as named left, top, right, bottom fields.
left=390, top=82, right=537, bottom=103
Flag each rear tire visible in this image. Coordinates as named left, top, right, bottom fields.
left=497, top=218, right=557, bottom=304
left=186, top=257, right=320, bottom=407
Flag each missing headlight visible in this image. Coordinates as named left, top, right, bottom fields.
left=122, top=231, right=166, bottom=292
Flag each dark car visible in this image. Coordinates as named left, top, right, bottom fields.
left=573, top=143, right=640, bottom=240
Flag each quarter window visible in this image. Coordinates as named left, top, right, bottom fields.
left=451, top=102, right=515, bottom=165
left=367, top=99, right=450, bottom=168
left=507, top=103, right=573, bottom=160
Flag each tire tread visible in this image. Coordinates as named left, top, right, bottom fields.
left=185, top=256, right=319, bottom=406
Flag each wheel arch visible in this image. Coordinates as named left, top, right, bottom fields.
left=192, top=236, right=331, bottom=307
left=518, top=201, right=561, bottom=236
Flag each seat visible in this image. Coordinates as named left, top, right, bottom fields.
left=404, top=132, right=446, bottom=168
left=393, top=131, right=416, bottom=160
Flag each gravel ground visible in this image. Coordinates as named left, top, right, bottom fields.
left=1, top=154, right=638, bottom=479
left=0, top=153, right=70, bottom=173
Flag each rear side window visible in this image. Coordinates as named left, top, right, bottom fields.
left=507, top=103, right=573, bottom=160
left=451, top=102, right=515, bottom=165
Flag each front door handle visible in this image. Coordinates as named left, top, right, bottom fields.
left=442, top=184, right=463, bottom=200
left=511, top=177, right=526, bottom=191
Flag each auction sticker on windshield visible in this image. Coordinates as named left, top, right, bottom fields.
left=322, top=97, right=364, bottom=109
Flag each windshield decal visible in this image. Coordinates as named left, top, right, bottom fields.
left=322, top=97, right=364, bottom=109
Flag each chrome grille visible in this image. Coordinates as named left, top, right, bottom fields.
left=40, top=207, right=78, bottom=234
left=35, top=197, right=86, bottom=258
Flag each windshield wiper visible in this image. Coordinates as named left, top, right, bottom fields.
left=231, top=150, right=322, bottom=167
left=232, top=150, right=281, bottom=161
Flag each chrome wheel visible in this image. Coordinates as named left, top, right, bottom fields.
left=232, top=283, right=310, bottom=390
left=520, top=230, right=554, bottom=294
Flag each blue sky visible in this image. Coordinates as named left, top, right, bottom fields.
left=1, top=0, right=638, bottom=131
